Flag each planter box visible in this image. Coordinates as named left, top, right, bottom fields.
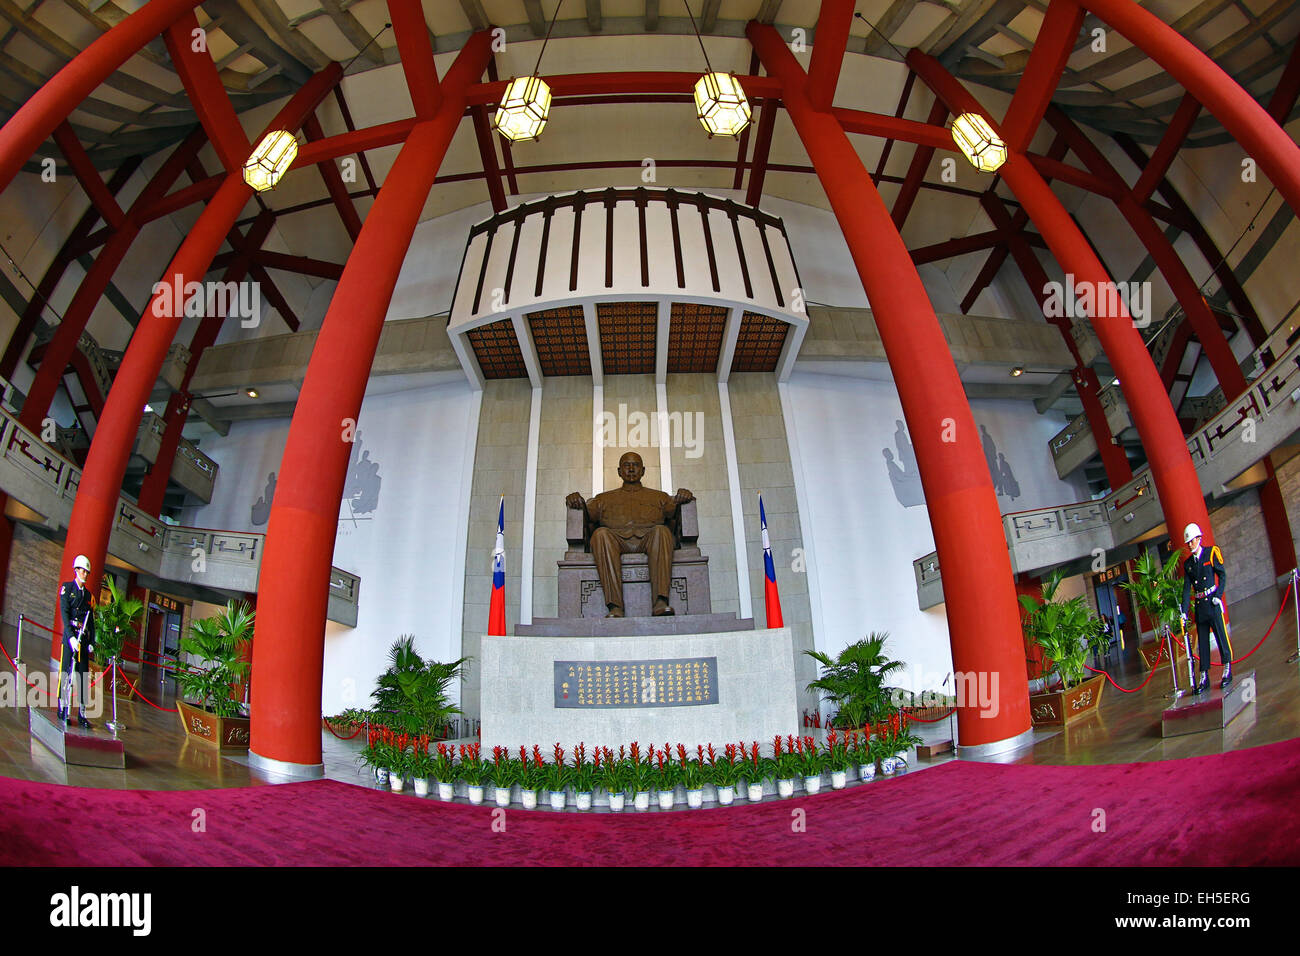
left=1138, top=637, right=1187, bottom=670
left=1028, top=674, right=1105, bottom=726
left=177, top=700, right=250, bottom=752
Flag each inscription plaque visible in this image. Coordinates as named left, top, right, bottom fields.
left=554, top=657, right=718, bottom=708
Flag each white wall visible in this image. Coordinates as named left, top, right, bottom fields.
left=785, top=370, right=1089, bottom=696
left=181, top=379, right=475, bottom=717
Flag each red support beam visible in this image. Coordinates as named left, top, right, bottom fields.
left=387, top=0, right=442, bottom=118
left=254, top=251, right=345, bottom=280
left=1131, top=93, right=1200, bottom=204
left=910, top=229, right=1014, bottom=266
left=732, top=52, right=759, bottom=191
left=872, top=71, right=917, bottom=186
left=1026, top=153, right=1121, bottom=199
left=251, top=32, right=494, bottom=772
left=0, top=0, right=202, bottom=194
left=303, top=113, right=362, bottom=240
left=1114, top=133, right=1266, bottom=347
left=293, top=119, right=417, bottom=169
left=469, top=104, right=507, bottom=213
left=1267, top=33, right=1300, bottom=123
left=51, top=123, right=125, bottom=229
left=750, top=21, right=1030, bottom=750
left=744, top=97, right=778, bottom=207
left=333, top=87, right=379, bottom=195
left=0, top=157, right=140, bottom=379
left=910, top=48, right=1213, bottom=557
left=163, top=13, right=250, bottom=173
left=999, top=0, right=1085, bottom=153
left=248, top=263, right=299, bottom=332
left=1080, top=0, right=1300, bottom=216
left=142, top=174, right=223, bottom=222
left=806, top=0, right=854, bottom=112
left=832, top=106, right=955, bottom=150
left=892, top=97, right=948, bottom=229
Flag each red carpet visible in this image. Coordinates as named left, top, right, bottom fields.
left=3, top=738, right=1299, bottom=866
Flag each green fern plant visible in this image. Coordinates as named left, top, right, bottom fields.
left=804, top=632, right=904, bottom=729
left=1019, top=572, right=1106, bottom=690
left=174, top=601, right=254, bottom=718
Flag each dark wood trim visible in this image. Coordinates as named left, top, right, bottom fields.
left=471, top=226, right=496, bottom=315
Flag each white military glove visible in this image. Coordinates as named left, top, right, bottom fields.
left=1212, top=597, right=1223, bottom=611
left=68, top=638, right=80, bottom=654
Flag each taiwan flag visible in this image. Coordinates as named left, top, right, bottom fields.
left=487, top=496, right=506, bottom=636
left=760, top=495, right=784, bottom=628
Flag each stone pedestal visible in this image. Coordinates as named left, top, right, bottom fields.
left=1161, top=670, right=1255, bottom=737
left=480, top=627, right=798, bottom=752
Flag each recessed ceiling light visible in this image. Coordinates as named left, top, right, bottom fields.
left=1010, top=366, right=1024, bottom=377
left=1112, top=378, right=1120, bottom=386
left=143, top=403, right=154, bottom=413
left=246, top=388, right=259, bottom=399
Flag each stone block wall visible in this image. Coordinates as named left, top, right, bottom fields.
left=534, top=376, right=592, bottom=619
left=667, top=373, right=738, bottom=617
left=729, top=373, right=817, bottom=717
left=1206, top=486, right=1275, bottom=600
left=600, top=374, right=661, bottom=490
left=461, top=379, right=532, bottom=720
left=1, top=524, right=61, bottom=658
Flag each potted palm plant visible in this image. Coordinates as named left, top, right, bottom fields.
left=805, top=633, right=903, bottom=732
left=1122, top=550, right=1186, bottom=669
left=371, top=636, right=466, bottom=738
left=174, top=601, right=254, bottom=751
left=1019, top=572, right=1108, bottom=725
left=91, top=578, right=144, bottom=699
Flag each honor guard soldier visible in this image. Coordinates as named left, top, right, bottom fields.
left=57, top=554, right=96, bottom=726
left=1179, top=523, right=1232, bottom=694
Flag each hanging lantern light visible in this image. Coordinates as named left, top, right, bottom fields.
left=684, top=2, right=751, bottom=139
left=493, top=0, right=563, bottom=143
left=494, top=75, right=554, bottom=143
left=950, top=112, right=1007, bottom=173
left=243, top=130, right=298, bottom=192
left=693, top=72, right=752, bottom=138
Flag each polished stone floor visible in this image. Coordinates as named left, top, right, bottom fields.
left=0, top=582, right=1295, bottom=792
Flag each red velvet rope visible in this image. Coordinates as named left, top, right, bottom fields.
left=18, top=617, right=55, bottom=633
left=901, top=706, right=956, bottom=723
left=112, top=666, right=177, bottom=713
left=324, top=720, right=364, bottom=740
left=1085, top=635, right=1167, bottom=693
left=1181, top=583, right=1292, bottom=667
left=0, top=640, right=47, bottom=693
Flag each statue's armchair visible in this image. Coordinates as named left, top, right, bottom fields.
left=558, top=499, right=709, bottom=617
left=565, top=499, right=700, bottom=553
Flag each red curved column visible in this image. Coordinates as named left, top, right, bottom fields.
left=0, top=0, right=203, bottom=194
left=749, top=22, right=1031, bottom=750
left=908, top=51, right=1213, bottom=554
left=1081, top=0, right=1300, bottom=215
left=250, top=32, right=492, bottom=773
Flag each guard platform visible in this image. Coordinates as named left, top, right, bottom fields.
left=28, top=705, right=126, bottom=769
left=1161, top=670, right=1256, bottom=738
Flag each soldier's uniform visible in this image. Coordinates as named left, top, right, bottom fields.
left=1181, top=544, right=1232, bottom=692
left=57, top=579, right=95, bottom=722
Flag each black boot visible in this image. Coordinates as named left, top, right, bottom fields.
left=1195, top=671, right=1210, bottom=694
left=56, top=705, right=67, bottom=722
left=77, top=713, right=91, bottom=729
left=1219, top=663, right=1233, bottom=690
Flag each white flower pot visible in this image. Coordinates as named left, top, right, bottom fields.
left=880, top=757, right=899, bottom=776
left=389, top=774, right=404, bottom=792
left=413, top=777, right=430, bottom=797
left=747, top=782, right=764, bottom=802
left=436, top=780, right=455, bottom=801
left=520, top=789, right=539, bottom=810
left=467, top=784, right=485, bottom=804
left=657, top=789, right=675, bottom=810
left=634, top=791, right=651, bottom=811
left=494, top=787, right=511, bottom=807
left=830, top=770, right=847, bottom=790
left=858, top=763, right=876, bottom=783
left=373, top=768, right=389, bottom=786
left=894, top=755, right=909, bottom=775
left=777, top=778, right=795, bottom=798
left=686, top=788, right=703, bottom=809
left=803, top=774, right=822, bottom=795
left=549, top=790, right=566, bottom=810
left=575, top=791, right=593, bottom=811
left=608, top=792, right=626, bottom=812
left=716, top=786, right=735, bottom=806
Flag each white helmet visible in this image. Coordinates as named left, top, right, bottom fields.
left=72, top=554, right=90, bottom=572
left=1183, top=523, right=1202, bottom=545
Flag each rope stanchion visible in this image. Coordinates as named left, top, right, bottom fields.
left=113, top=668, right=177, bottom=713
left=0, top=639, right=51, bottom=695
left=1085, top=637, right=1167, bottom=693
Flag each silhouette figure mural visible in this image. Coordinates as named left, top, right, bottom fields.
left=341, top=433, right=382, bottom=526
left=251, top=472, right=275, bottom=527
left=883, top=419, right=1020, bottom=509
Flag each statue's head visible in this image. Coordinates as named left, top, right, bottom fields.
left=617, top=452, right=645, bottom=484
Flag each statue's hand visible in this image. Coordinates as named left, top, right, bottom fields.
left=674, top=488, right=695, bottom=504
left=565, top=492, right=586, bottom=510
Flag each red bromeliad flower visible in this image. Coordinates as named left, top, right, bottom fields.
left=630, top=741, right=641, bottom=763
left=574, top=741, right=587, bottom=767
left=827, top=728, right=838, bottom=749
left=786, top=734, right=796, bottom=754
left=656, top=749, right=666, bottom=771
left=773, top=735, right=783, bottom=756
left=553, top=743, right=565, bottom=765
left=593, top=747, right=602, bottom=769
left=676, top=743, right=687, bottom=767
left=519, top=745, right=528, bottom=763
left=619, top=745, right=627, bottom=762
left=706, top=743, right=716, bottom=765
left=751, top=741, right=761, bottom=768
